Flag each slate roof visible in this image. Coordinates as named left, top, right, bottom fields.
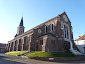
left=19, top=17, right=23, bottom=26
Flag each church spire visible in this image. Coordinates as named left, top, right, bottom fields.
left=15, top=17, right=25, bottom=37
left=19, top=17, right=23, bottom=26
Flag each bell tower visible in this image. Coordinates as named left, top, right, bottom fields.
left=17, top=17, right=25, bottom=35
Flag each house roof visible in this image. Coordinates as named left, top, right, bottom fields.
left=0, top=43, right=6, bottom=47
left=75, top=35, right=85, bottom=41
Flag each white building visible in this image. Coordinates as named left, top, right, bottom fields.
left=74, top=35, right=85, bottom=54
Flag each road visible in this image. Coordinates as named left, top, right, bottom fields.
left=0, top=53, right=85, bottom=64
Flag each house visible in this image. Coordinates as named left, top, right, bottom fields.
left=74, top=35, right=85, bottom=54
left=0, top=43, right=6, bottom=53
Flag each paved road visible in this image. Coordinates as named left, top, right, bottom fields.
left=0, top=53, right=85, bottom=64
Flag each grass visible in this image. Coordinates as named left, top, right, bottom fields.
left=26, top=51, right=75, bottom=57
left=5, top=51, right=28, bottom=56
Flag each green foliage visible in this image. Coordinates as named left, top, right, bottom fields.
left=5, top=51, right=28, bottom=56
left=26, top=51, right=75, bottom=57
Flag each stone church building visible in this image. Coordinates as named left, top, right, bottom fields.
left=6, top=12, right=74, bottom=53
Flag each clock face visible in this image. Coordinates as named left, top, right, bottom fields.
left=63, top=15, right=68, bottom=22
left=38, top=29, right=42, bottom=34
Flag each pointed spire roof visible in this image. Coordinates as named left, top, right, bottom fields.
left=19, top=17, right=23, bottom=26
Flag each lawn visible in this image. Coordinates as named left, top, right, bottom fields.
left=5, top=51, right=28, bottom=56
left=26, top=51, right=75, bottom=57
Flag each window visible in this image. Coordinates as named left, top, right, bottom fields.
left=45, top=26, right=47, bottom=33
left=51, top=24, right=54, bottom=31
left=67, top=28, right=69, bottom=39
left=64, top=25, right=66, bottom=38
left=64, top=24, right=69, bottom=39
left=42, top=40, right=43, bottom=45
left=1, top=49, right=5, bottom=53
left=64, top=25, right=65, bottom=30
left=40, top=40, right=43, bottom=45
left=65, top=30, right=66, bottom=38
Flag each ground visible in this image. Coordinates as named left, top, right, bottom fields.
left=0, top=53, right=85, bottom=64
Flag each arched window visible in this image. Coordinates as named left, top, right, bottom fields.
left=45, top=25, right=47, bottom=33
left=40, top=40, right=43, bottom=45
left=67, top=28, right=69, bottom=39
left=64, top=25, right=66, bottom=38
left=64, top=25, right=65, bottom=30
left=51, top=24, right=54, bottom=32
left=65, top=30, right=66, bottom=38
left=64, top=24, right=69, bottom=39
left=52, top=24, right=54, bottom=31
left=42, top=40, right=43, bottom=45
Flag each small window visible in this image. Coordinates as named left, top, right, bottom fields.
left=67, top=28, right=69, bottom=39
left=51, top=24, right=54, bottom=31
left=65, top=30, right=66, bottom=38
left=64, top=25, right=66, bottom=38
left=64, top=25, right=65, bottom=29
left=42, top=40, right=43, bottom=45
left=45, top=26, right=47, bottom=33
left=40, top=40, right=43, bottom=45
left=64, top=24, right=69, bottom=39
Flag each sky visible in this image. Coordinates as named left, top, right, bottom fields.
left=0, top=0, right=85, bottom=44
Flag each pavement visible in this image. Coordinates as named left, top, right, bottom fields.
left=0, top=53, right=85, bottom=64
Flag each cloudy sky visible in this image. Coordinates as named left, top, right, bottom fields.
left=0, top=0, right=85, bottom=44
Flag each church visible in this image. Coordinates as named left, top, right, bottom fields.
left=6, top=12, right=74, bottom=53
